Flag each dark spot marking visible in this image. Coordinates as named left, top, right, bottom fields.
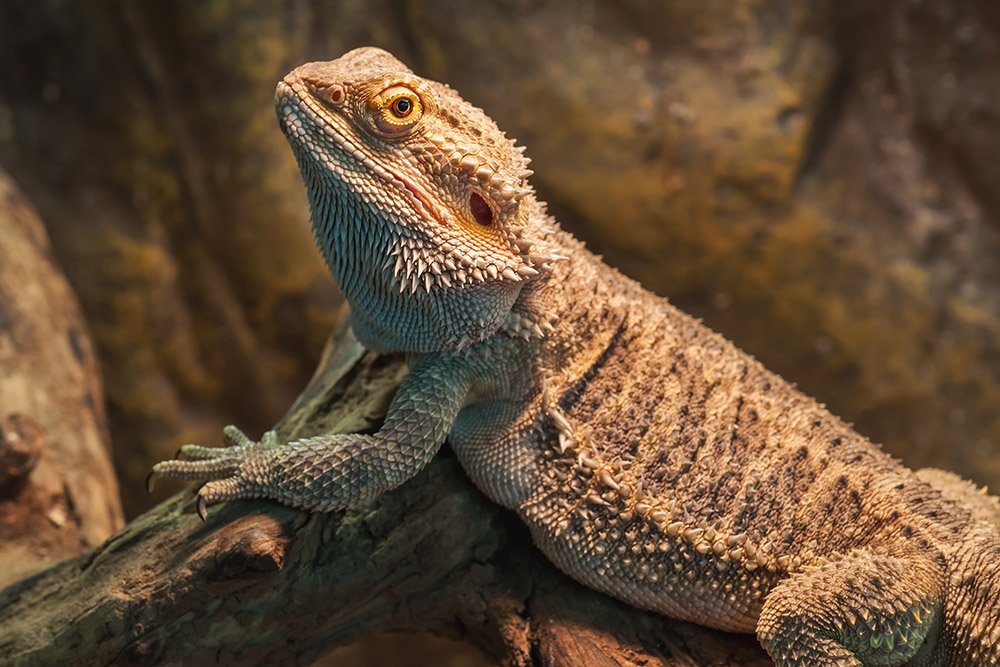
left=727, top=396, right=744, bottom=453
left=559, top=319, right=628, bottom=412
left=705, top=470, right=741, bottom=511
left=687, top=431, right=709, bottom=464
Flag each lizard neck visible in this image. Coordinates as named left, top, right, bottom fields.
left=303, top=165, right=525, bottom=353
left=513, top=227, right=640, bottom=345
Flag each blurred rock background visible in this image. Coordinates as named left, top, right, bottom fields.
left=0, top=0, right=998, bottom=663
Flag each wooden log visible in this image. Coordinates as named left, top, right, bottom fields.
left=0, top=319, right=770, bottom=665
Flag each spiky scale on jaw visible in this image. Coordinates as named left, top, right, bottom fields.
left=152, top=47, right=1000, bottom=666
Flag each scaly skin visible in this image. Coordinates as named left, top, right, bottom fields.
left=152, top=48, right=1000, bottom=666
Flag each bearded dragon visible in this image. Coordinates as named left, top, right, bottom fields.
left=151, top=47, right=1000, bottom=666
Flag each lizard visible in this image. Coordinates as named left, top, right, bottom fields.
left=150, top=47, right=1000, bottom=666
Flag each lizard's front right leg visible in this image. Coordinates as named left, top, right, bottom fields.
left=150, top=353, right=472, bottom=516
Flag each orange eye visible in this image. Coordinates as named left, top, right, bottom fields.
left=390, top=96, right=413, bottom=118
left=374, top=86, right=423, bottom=134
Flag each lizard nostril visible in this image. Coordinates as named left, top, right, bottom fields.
left=469, top=192, right=494, bottom=226
left=312, top=82, right=345, bottom=107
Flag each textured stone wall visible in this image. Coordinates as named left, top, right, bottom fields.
left=0, top=0, right=997, bottom=519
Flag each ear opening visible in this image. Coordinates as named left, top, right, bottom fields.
left=469, top=191, right=494, bottom=226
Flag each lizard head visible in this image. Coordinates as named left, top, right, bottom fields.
left=276, top=47, right=558, bottom=352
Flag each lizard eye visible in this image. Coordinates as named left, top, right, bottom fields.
left=390, top=97, right=412, bottom=118
left=373, top=86, right=423, bottom=135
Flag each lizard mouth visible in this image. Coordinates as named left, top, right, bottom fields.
left=275, top=81, right=452, bottom=231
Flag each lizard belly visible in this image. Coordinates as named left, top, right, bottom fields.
left=518, top=485, right=776, bottom=633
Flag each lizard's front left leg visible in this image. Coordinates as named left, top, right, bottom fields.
left=151, top=354, right=472, bottom=515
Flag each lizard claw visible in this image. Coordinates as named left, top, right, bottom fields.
left=196, top=495, right=209, bottom=522
left=145, top=470, right=156, bottom=494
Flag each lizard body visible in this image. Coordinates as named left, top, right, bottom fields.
left=152, top=48, right=1000, bottom=666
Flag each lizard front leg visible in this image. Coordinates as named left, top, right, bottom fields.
left=151, top=353, right=472, bottom=515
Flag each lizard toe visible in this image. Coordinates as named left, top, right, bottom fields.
left=151, top=457, right=240, bottom=481
left=259, top=429, right=280, bottom=447
left=222, top=424, right=260, bottom=449
left=175, top=443, right=236, bottom=461
left=175, top=428, right=281, bottom=462
left=196, top=478, right=255, bottom=520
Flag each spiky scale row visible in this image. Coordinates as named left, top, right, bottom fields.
left=386, top=238, right=565, bottom=295
left=545, top=426, right=788, bottom=580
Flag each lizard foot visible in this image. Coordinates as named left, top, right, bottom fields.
left=148, top=426, right=282, bottom=519
left=148, top=428, right=396, bottom=517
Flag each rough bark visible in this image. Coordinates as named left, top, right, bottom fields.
left=0, top=169, right=122, bottom=590
left=0, top=319, right=769, bottom=666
